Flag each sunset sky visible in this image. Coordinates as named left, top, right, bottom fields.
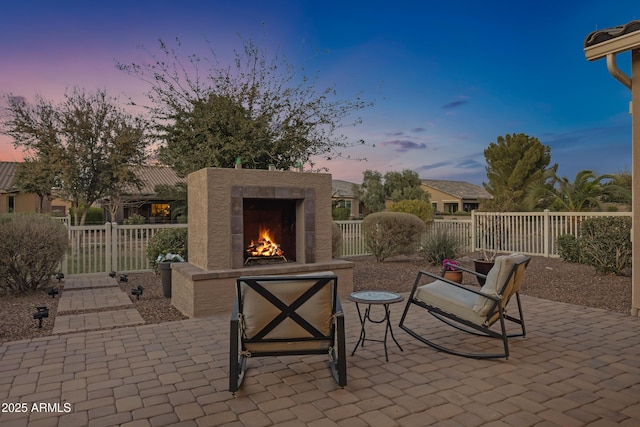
left=1, top=1, right=638, bottom=185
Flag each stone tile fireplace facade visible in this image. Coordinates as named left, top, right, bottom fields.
left=171, top=167, right=354, bottom=318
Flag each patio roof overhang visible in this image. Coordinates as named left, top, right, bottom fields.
left=584, top=20, right=640, bottom=61
left=584, top=20, right=640, bottom=90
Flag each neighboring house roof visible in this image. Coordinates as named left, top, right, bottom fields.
left=422, top=179, right=492, bottom=200
left=0, top=161, right=186, bottom=198
left=332, top=179, right=359, bottom=198
left=0, top=162, right=18, bottom=192
left=126, top=165, right=186, bottom=196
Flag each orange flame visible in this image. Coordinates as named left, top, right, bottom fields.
left=247, top=226, right=283, bottom=257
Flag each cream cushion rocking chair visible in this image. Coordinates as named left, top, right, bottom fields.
left=399, top=253, right=531, bottom=359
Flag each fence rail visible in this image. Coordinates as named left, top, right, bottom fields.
left=63, top=223, right=187, bottom=275
left=62, top=210, right=631, bottom=275
left=335, top=210, right=631, bottom=258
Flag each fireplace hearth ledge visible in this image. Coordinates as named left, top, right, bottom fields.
left=170, top=259, right=354, bottom=318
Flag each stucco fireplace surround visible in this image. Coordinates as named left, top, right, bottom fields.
left=171, top=167, right=354, bottom=318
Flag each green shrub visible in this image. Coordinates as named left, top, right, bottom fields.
left=578, top=216, right=631, bottom=275
left=420, top=228, right=462, bottom=266
left=387, top=199, right=435, bottom=225
left=557, top=234, right=581, bottom=263
left=69, top=206, right=104, bottom=225
left=332, top=207, right=351, bottom=220
left=332, top=222, right=343, bottom=258
left=146, top=227, right=188, bottom=272
left=123, top=213, right=146, bottom=225
left=362, top=212, right=426, bottom=261
left=0, top=214, right=68, bottom=294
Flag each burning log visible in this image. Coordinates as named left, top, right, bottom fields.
left=246, top=227, right=284, bottom=257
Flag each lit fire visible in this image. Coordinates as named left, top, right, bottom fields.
left=246, top=227, right=284, bottom=257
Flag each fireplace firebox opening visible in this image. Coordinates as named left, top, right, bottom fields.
left=243, top=198, right=297, bottom=265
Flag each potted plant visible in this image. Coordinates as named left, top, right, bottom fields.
left=473, top=249, right=496, bottom=285
left=156, top=253, right=185, bottom=298
left=146, top=228, right=188, bottom=298
left=473, top=214, right=501, bottom=284
left=442, top=259, right=463, bottom=283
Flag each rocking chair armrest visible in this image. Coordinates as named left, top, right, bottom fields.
left=231, top=298, right=240, bottom=321
left=444, top=263, right=487, bottom=280
left=417, top=270, right=500, bottom=302
left=335, top=296, right=344, bottom=317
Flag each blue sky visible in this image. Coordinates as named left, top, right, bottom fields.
left=1, top=1, right=638, bottom=185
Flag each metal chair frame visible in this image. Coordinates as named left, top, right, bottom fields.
left=229, top=274, right=346, bottom=393
left=399, top=257, right=530, bottom=359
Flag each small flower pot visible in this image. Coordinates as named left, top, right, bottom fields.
left=473, top=259, right=495, bottom=285
left=443, top=270, right=463, bottom=284
left=159, top=262, right=172, bottom=298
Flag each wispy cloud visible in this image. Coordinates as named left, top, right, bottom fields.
left=414, top=161, right=451, bottom=172
left=381, top=140, right=427, bottom=152
left=541, top=123, right=630, bottom=152
left=411, top=127, right=426, bottom=133
left=442, top=99, right=467, bottom=109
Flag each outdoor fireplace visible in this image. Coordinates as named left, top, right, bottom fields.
left=170, top=167, right=354, bottom=318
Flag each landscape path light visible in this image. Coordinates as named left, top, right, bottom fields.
left=33, top=306, right=49, bottom=328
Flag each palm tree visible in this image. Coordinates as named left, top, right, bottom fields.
left=527, top=169, right=630, bottom=212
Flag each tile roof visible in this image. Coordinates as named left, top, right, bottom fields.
left=584, top=20, right=640, bottom=48
left=332, top=179, right=359, bottom=198
left=127, top=165, right=186, bottom=195
left=0, top=162, right=18, bottom=192
left=0, top=162, right=186, bottom=196
left=422, top=179, right=492, bottom=200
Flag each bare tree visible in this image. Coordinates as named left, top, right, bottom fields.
left=117, top=36, right=373, bottom=176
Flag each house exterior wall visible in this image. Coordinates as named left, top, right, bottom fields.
left=423, top=186, right=461, bottom=213
left=0, top=193, right=41, bottom=213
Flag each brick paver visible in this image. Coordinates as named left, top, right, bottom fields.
left=52, top=309, right=145, bottom=334
left=61, top=275, right=119, bottom=290
left=57, top=287, right=132, bottom=312
left=1, top=294, right=640, bottom=426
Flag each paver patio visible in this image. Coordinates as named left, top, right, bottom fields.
left=1, top=294, right=639, bottom=426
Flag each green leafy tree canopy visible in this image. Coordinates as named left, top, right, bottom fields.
left=383, top=169, right=430, bottom=202
left=483, top=133, right=555, bottom=211
left=2, top=88, right=149, bottom=225
left=527, top=169, right=630, bottom=212
left=354, top=170, right=386, bottom=213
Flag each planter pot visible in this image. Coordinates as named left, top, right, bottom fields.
left=473, top=259, right=495, bottom=285
left=443, top=270, right=463, bottom=284
left=159, top=262, right=173, bottom=298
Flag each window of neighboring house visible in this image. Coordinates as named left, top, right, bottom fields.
left=336, top=200, right=352, bottom=209
left=431, top=202, right=438, bottom=212
left=444, top=202, right=458, bottom=213
left=51, top=205, right=66, bottom=215
left=8, top=196, right=15, bottom=213
left=151, top=203, right=170, bottom=219
left=463, top=202, right=479, bottom=212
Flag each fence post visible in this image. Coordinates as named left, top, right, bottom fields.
left=111, top=222, right=119, bottom=273
left=470, top=210, right=477, bottom=252
left=105, top=222, right=112, bottom=273
left=543, top=209, right=550, bottom=258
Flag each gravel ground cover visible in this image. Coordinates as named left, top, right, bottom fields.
left=0, top=253, right=631, bottom=345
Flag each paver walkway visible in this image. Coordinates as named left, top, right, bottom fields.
left=1, top=294, right=639, bottom=426
left=52, top=275, right=145, bottom=335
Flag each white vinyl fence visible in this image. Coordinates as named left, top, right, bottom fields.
left=335, top=210, right=631, bottom=258
left=62, top=210, right=630, bottom=275
left=63, top=222, right=187, bottom=275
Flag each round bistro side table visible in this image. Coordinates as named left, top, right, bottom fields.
left=348, top=290, right=404, bottom=362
